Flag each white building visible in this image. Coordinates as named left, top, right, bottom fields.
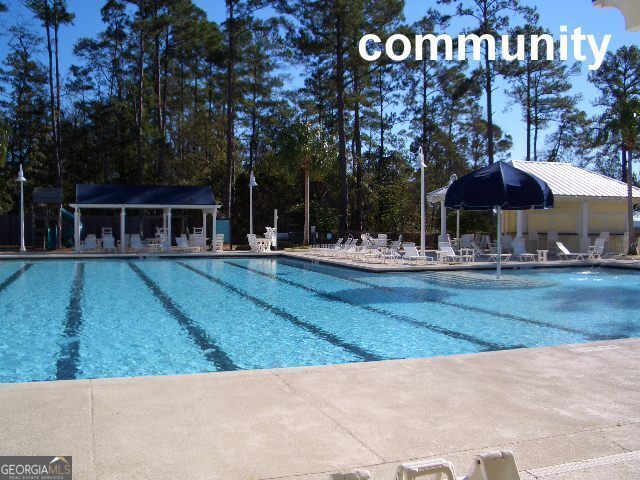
left=428, top=161, right=640, bottom=253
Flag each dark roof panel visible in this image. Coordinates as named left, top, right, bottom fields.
left=32, top=187, right=63, bottom=204
left=76, top=184, right=215, bottom=206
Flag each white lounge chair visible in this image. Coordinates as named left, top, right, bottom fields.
left=589, top=237, right=606, bottom=259
left=470, top=240, right=490, bottom=261
left=247, top=234, right=260, bottom=252
left=396, top=458, right=457, bottom=480
left=500, top=235, right=513, bottom=254
left=101, top=234, right=116, bottom=253
left=81, top=234, right=98, bottom=252
left=461, top=451, right=521, bottom=480
left=460, top=234, right=475, bottom=249
left=190, top=229, right=206, bottom=251
left=480, top=234, right=493, bottom=251
left=336, top=239, right=358, bottom=258
left=129, top=234, right=144, bottom=252
left=511, top=238, right=536, bottom=262
left=348, top=450, right=520, bottom=480
left=438, top=242, right=466, bottom=263
left=315, top=237, right=343, bottom=256
left=556, top=241, right=587, bottom=261
left=175, top=234, right=200, bottom=253
left=403, top=244, right=436, bottom=264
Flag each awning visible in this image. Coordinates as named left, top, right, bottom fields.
left=72, top=184, right=218, bottom=210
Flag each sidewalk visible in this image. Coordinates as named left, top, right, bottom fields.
left=0, top=338, right=639, bottom=479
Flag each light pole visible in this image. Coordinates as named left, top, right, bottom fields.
left=416, top=147, right=426, bottom=253
left=249, top=171, right=258, bottom=235
left=16, top=164, right=26, bottom=252
left=449, top=174, right=459, bottom=240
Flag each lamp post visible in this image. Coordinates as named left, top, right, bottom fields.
left=416, top=147, right=426, bottom=253
left=449, top=174, right=459, bottom=239
left=249, top=171, right=258, bottom=235
left=16, top=164, right=26, bottom=252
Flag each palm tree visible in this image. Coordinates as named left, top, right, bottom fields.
left=617, top=100, right=640, bottom=254
left=276, top=122, right=336, bottom=245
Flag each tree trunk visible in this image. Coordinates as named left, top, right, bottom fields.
left=161, top=29, right=169, bottom=177
left=627, top=149, right=635, bottom=254
left=379, top=67, right=384, bottom=164
left=485, top=49, right=494, bottom=164
left=526, top=62, right=531, bottom=161
left=335, top=8, right=348, bottom=236
left=249, top=67, right=258, bottom=172
left=53, top=2, right=62, bottom=189
left=43, top=1, right=59, bottom=187
left=533, top=96, right=539, bottom=162
left=304, top=168, right=310, bottom=245
left=225, top=0, right=235, bottom=235
left=622, top=147, right=627, bottom=182
left=135, top=2, right=145, bottom=183
left=353, top=72, right=363, bottom=233
left=154, top=1, right=163, bottom=178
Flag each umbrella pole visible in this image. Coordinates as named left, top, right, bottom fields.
left=496, top=206, right=502, bottom=280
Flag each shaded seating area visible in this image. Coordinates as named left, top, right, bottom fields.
left=71, top=184, right=221, bottom=254
left=428, top=161, right=640, bottom=256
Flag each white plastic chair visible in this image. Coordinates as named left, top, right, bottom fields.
left=461, top=451, right=521, bottom=480
left=512, top=238, right=536, bottom=262
left=589, top=237, right=606, bottom=259
left=438, top=242, right=464, bottom=263
left=129, top=234, right=144, bottom=252
left=501, top=235, right=513, bottom=254
left=556, top=241, right=587, bottom=260
left=397, top=458, right=457, bottom=480
left=215, top=234, right=225, bottom=252
left=403, top=244, right=436, bottom=264
left=82, top=234, right=98, bottom=252
left=101, top=235, right=116, bottom=253
left=460, top=234, right=475, bottom=249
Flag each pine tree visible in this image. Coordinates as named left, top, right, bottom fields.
left=438, top=0, right=533, bottom=165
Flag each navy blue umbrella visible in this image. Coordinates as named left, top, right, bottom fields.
left=444, top=161, right=554, bottom=211
left=444, top=161, right=554, bottom=278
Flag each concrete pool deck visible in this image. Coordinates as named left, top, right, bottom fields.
left=1, top=338, right=639, bottom=479
left=3, top=249, right=639, bottom=274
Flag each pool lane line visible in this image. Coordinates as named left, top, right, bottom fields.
left=223, top=261, right=509, bottom=352
left=0, top=264, right=33, bottom=293
left=279, top=259, right=612, bottom=342
left=176, top=262, right=384, bottom=362
left=129, top=263, right=239, bottom=372
left=56, top=263, right=85, bottom=380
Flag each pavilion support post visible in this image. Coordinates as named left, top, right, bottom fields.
left=516, top=210, right=524, bottom=240
left=211, top=208, right=218, bottom=252
left=74, top=208, right=81, bottom=253
left=202, top=210, right=208, bottom=251
left=440, top=199, right=447, bottom=243
left=162, top=209, right=167, bottom=232
left=580, top=201, right=590, bottom=252
left=167, top=208, right=172, bottom=248
left=120, top=208, right=126, bottom=253
left=496, top=207, right=502, bottom=280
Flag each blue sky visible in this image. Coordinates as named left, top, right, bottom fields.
left=0, top=0, right=638, bottom=161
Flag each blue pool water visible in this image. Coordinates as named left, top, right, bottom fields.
left=0, top=258, right=639, bottom=383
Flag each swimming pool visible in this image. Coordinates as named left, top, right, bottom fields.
left=0, top=257, right=638, bottom=383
